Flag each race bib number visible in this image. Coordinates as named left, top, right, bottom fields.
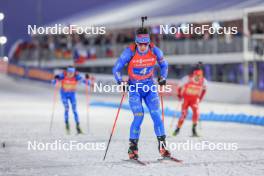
left=133, top=67, right=153, bottom=76
left=62, top=84, right=77, bottom=91
left=186, top=86, right=201, bottom=96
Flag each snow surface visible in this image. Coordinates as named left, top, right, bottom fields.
left=0, top=75, right=264, bottom=176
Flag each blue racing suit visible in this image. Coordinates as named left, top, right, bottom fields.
left=112, top=44, right=168, bottom=140
left=55, top=72, right=84, bottom=124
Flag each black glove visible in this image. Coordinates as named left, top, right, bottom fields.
left=54, top=75, right=60, bottom=80
left=158, top=77, right=166, bottom=86
left=85, top=73, right=90, bottom=79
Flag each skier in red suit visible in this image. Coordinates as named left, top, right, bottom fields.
left=173, top=62, right=207, bottom=137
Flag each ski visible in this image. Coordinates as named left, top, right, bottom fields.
left=157, top=156, right=183, bottom=163
left=122, top=159, right=148, bottom=166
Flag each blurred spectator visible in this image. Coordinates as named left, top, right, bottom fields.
left=48, top=36, right=55, bottom=51
left=106, top=47, right=114, bottom=57
left=73, top=40, right=88, bottom=64
left=89, top=47, right=97, bottom=59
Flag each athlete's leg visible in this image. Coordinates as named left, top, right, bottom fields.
left=190, top=100, right=199, bottom=136
left=69, top=92, right=83, bottom=133
left=190, top=101, right=199, bottom=125
left=144, top=91, right=165, bottom=137
left=61, top=92, right=69, bottom=123
left=69, top=92, right=79, bottom=124
left=128, top=91, right=144, bottom=159
left=129, top=91, right=144, bottom=140
left=144, top=90, right=170, bottom=157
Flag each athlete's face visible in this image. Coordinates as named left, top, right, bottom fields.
left=193, top=75, right=203, bottom=82
left=67, top=72, right=75, bottom=78
left=137, top=43, right=149, bottom=53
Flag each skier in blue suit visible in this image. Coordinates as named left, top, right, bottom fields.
left=54, top=66, right=90, bottom=134
left=112, top=27, right=170, bottom=160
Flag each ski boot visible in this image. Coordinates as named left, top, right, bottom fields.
left=157, top=135, right=171, bottom=158
left=172, top=127, right=180, bottom=136
left=192, top=124, right=199, bottom=137
left=128, top=139, right=139, bottom=160
left=65, top=122, right=70, bottom=134
left=76, top=123, right=83, bottom=134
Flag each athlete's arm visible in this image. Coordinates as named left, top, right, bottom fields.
left=52, top=73, right=64, bottom=85
left=177, top=76, right=189, bottom=100
left=74, top=73, right=91, bottom=86
left=153, top=46, right=168, bottom=80
left=55, top=73, right=64, bottom=80
left=75, top=73, right=82, bottom=80
left=199, top=79, right=207, bottom=101
left=112, top=47, right=133, bottom=84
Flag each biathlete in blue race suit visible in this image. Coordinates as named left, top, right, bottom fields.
left=112, top=27, right=171, bottom=159
left=53, top=66, right=90, bottom=134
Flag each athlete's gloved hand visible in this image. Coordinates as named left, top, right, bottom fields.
left=82, top=79, right=91, bottom=86
left=52, top=75, right=60, bottom=85
left=85, top=73, right=90, bottom=79
left=177, top=94, right=182, bottom=101
left=54, top=75, right=60, bottom=80
left=158, top=77, right=166, bottom=86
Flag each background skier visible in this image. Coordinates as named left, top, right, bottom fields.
left=173, top=62, right=207, bottom=137
left=53, top=66, right=89, bottom=134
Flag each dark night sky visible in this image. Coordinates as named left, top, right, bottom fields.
left=0, top=0, right=135, bottom=53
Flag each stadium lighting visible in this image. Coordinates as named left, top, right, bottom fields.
left=2, top=56, right=8, bottom=62
left=212, top=22, right=221, bottom=29
left=180, top=23, right=188, bottom=33
left=0, top=13, right=4, bottom=21
left=0, top=36, right=7, bottom=45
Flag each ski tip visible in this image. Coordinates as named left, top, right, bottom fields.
left=123, top=159, right=147, bottom=166
left=158, top=156, right=183, bottom=163
left=177, top=159, right=183, bottom=163
left=171, top=157, right=183, bottom=163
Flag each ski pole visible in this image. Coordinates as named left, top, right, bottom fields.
left=103, top=92, right=126, bottom=160
left=85, top=79, right=90, bottom=134
left=49, top=81, right=60, bottom=133
left=160, top=93, right=165, bottom=123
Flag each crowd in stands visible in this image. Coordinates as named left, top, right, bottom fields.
left=10, top=20, right=256, bottom=63
left=7, top=19, right=264, bottom=89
